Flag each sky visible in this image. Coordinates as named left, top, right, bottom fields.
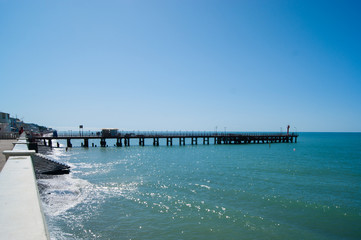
left=1, top=0, right=360, bottom=132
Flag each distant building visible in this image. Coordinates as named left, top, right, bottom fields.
left=101, top=128, right=119, bottom=137
left=10, top=117, right=21, bottom=132
left=0, top=112, right=10, bottom=123
left=0, top=112, right=11, bottom=132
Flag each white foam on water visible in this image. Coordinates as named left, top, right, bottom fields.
left=39, top=176, right=139, bottom=218
left=38, top=172, right=141, bottom=239
left=38, top=175, right=94, bottom=217
left=37, top=148, right=142, bottom=239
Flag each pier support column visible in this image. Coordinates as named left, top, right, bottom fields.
left=100, top=138, right=106, bottom=147
left=191, top=137, right=197, bottom=145
left=179, top=137, right=185, bottom=146
left=48, top=139, right=52, bottom=148
left=203, top=137, right=209, bottom=145
left=124, top=138, right=130, bottom=146
left=84, top=138, right=89, bottom=148
left=67, top=138, right=72, bottom=148
left=153, top=138, right=159, bottom=146
left=139, top=138, right=144, bottom=146
left=166, top=138, right=173, bottom=146
left=116, top=138, right=122, bottom=147
left=43, top=139, right=47, bottom=146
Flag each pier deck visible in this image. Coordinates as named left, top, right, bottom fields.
left=33, top=132, right=298, bottom=148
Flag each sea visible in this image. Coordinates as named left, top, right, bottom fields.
left=37, top=133, right=361, bottom=240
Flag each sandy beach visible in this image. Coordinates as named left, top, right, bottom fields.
left=0, top=140, right=14, bottom=172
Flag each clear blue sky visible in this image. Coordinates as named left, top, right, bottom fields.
left=1, top=0, right=360, bottom=132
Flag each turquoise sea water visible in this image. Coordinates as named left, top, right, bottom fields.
left=39, top=133, right=361, bottom=240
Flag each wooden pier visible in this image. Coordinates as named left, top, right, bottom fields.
left=32, top=132, right=298, bottom=148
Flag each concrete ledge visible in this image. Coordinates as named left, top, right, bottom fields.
left=12, top=141, right=29, bottom=146
left=0, top=136, right=49, bottom=240
left=3, top=150, right=36, bottom=160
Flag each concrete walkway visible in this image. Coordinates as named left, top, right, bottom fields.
left=0, top=136, right=49, bottom=239
left=0, top=139, right=14, bottom=172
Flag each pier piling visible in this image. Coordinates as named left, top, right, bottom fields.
left=84, top=138, right=89, bottom=148
left=139, top=138, right=145, bottom=146
left=153, top=138, right=159, bottom=146
left=116, top=138, right=122, bottom=147
left=166, top=138, right=173, bottom=146
left=67, top=138, right=72, bottom=148
left=100, top=138, right=106, bottom=147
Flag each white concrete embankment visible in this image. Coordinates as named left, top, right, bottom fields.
left=0, top=135, right=49, bottom=240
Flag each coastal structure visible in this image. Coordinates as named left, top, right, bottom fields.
left=0, top=134, right=49, bottom=239
left=34, top=131, right=298, bottom=148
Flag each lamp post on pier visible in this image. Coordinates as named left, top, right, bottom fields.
left=79, top=125, right=83, bottom=137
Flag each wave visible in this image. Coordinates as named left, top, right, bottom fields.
left=38, top=175, right=94, bottom=217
